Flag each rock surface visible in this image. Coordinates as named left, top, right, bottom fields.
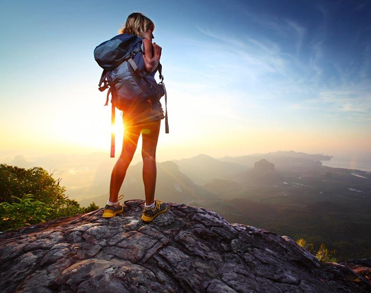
left=1, top=200, right=370, bottom=293
left=343, top=259, right=371, bottom=285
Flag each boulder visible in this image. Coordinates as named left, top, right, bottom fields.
left=1, top=200, right=370, bottom=293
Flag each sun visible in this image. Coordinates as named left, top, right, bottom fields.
left=49, top=105, right=126, bottom=154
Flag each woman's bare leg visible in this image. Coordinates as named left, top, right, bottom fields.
left=109, top=125, right=141, bottom=203
left=141, top=120, right=161, bottom=205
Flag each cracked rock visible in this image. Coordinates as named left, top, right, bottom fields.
left=0, top=199, right=370, bottom=293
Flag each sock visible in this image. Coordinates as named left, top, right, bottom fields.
left=145, top=202, right=155, bottom=209
left=107, top=200, right=118, bottom=206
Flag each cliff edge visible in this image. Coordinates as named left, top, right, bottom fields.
left=0, top=200, right=370, bottom=293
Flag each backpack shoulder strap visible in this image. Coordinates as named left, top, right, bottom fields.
left=98, top=69, right=109, bottom=92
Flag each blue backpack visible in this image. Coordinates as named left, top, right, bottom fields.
left=94, top=33, right=169, bottom=157
left=94, top=34, right=169, bottom=126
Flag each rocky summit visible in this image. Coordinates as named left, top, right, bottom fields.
left=0, top=200, right=370, bottom=293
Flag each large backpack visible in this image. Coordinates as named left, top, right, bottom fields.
left=94, top=33, right=169, bottom=157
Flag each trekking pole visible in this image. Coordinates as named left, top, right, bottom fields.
left=110, top=102, right=115, bottom=158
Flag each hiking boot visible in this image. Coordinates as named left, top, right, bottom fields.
left=102, top=203, right=124, bottom=218
left=141, top=200, right=168, bottom=223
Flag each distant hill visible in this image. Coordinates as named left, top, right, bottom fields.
left=220, top=150, right=326, bottom=170
left=233, top=159, right=283, bottom=186
left=173, top=154, right=248, bottom=184
left=269, top=150, right=332, bottom=160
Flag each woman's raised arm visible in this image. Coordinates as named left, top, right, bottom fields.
left=142, top=38, right=162, bottom=73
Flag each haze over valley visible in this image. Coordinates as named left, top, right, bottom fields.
left=3, top=150, right=371, bottom=261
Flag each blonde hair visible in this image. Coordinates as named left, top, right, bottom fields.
left=119, top=12, right=155, bottom=39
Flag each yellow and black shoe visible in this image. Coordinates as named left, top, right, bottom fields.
left=141, top=200, right=168, bottom=223
left=102, top=203, right=124, bottom=218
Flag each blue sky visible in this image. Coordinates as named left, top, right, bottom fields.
left=1, top=0, right=371, bottom=165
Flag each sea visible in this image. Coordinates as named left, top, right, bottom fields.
left=321, top=156, right=371, bottom=173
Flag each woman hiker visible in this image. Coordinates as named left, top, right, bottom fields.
left=102, top=12, right=167, bottom=222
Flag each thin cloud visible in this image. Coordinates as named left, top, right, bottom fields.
left=247, top=38, right=281, bottom=55
left=195, top=25, right=246, bottom=48
left=320, top=91, right=371, bottom=112
left=286, top=20, right=306, bottom=56
left=196, top=25, right=291, bottom=78
left=189, top=6, right=371, bottom=126
left=309, top=41, right=324, bottom=78
left=288, top=87, right=371, bottom=123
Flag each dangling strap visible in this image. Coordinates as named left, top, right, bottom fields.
left=98, top=69, right=109, bottom=92
left=162, top=81, right=169, bottom=134
left=104, top=88, right=111, bottom=106
left=157, top=63, right=164, bottom=80
left=110, top=102, right=115, bottom=158
left=158, top=64, right=169, bottom=134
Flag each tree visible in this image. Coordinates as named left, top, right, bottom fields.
left=0, top=164, right=65, bottom=204
left=0, top=194, right=51, bottom=231
left=316, top=243, right=337, bottom=263
left=0, top=164, right=99, bottom=231
left=296, top=238, right=337, bottom=263
left=83, top=202, right=100, bottom=213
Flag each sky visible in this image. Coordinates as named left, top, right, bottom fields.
left=1, top=0, right=371, bottom=169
